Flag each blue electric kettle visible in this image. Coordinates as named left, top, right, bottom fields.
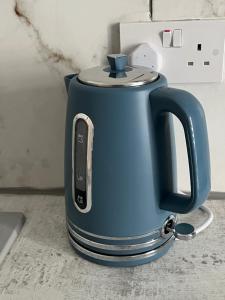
left=64, top=54, right=213, bottom=267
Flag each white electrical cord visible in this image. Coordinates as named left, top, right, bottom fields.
left=195, top=205, right=214, bottom=235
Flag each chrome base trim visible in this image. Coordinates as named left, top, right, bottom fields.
left=67, top=219, right=163, bottom=241
left=68, top=233, right=175, bottom=263
left=67, top=222, right=171, bottom=252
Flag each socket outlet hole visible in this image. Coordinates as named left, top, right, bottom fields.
left=188, top=61, right=194, bottom=66
left=197, top=43, right=202, bottom=51
left=204, top=61, right=210, bottom=65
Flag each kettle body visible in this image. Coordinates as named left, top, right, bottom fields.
left=64, top=55, right=210, bottom=267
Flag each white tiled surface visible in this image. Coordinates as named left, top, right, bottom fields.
left=0, top=0, right=149, bottom=188
left=1, top=0, right=225, bottom=191
left=152, top=0, right=225, bottom=20
left=0, top=195, right=224, bottom=299
left=150, top=0, right=225, bottom=191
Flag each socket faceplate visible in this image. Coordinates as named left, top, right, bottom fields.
left=120, top=20, right=225, bottom=83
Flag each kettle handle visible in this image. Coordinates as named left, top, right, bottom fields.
left=150, top=87, right=211, bottom=213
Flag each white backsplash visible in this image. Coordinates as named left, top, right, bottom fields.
left=152, top=0, right=225, bottom=20
left=0, top=0, right=149, bottom=188
left=151, top=0, right=225, bottom=192
left=0, top=0, right=224, bottom=191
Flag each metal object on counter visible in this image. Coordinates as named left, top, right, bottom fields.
left=0, top=212, right=25, bottom=265
left=164, top=205, right=213, bottom=241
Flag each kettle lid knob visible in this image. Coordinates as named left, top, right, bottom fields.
left=107, top=54, right=128, bottom=72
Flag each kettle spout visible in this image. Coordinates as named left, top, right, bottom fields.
left=64, top=74, right=76, bottom=93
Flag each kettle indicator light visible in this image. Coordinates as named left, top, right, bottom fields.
left=77, top=174, right=84, bottom=182
left=77, top=133, right=84, bottom=143
left=77, top=195, right=84, bottom=204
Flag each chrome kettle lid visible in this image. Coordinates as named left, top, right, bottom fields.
left=78, top=54, right=158, bottom=87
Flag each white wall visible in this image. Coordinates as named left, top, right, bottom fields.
left=0, top=0, right=224, bottom=191
left=152, top=0, right=225, bottom=20
left=151, top=0, right=225, bottom=192
left=0, top=0, right=149, bottom=188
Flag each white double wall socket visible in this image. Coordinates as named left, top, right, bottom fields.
left=120, top=20, right=225, bottom=83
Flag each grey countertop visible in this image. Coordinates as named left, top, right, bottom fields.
left=0, top=195, right=224, bottom=300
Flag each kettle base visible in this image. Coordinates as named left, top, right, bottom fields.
left=68, top=230, right=175, bottom=267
